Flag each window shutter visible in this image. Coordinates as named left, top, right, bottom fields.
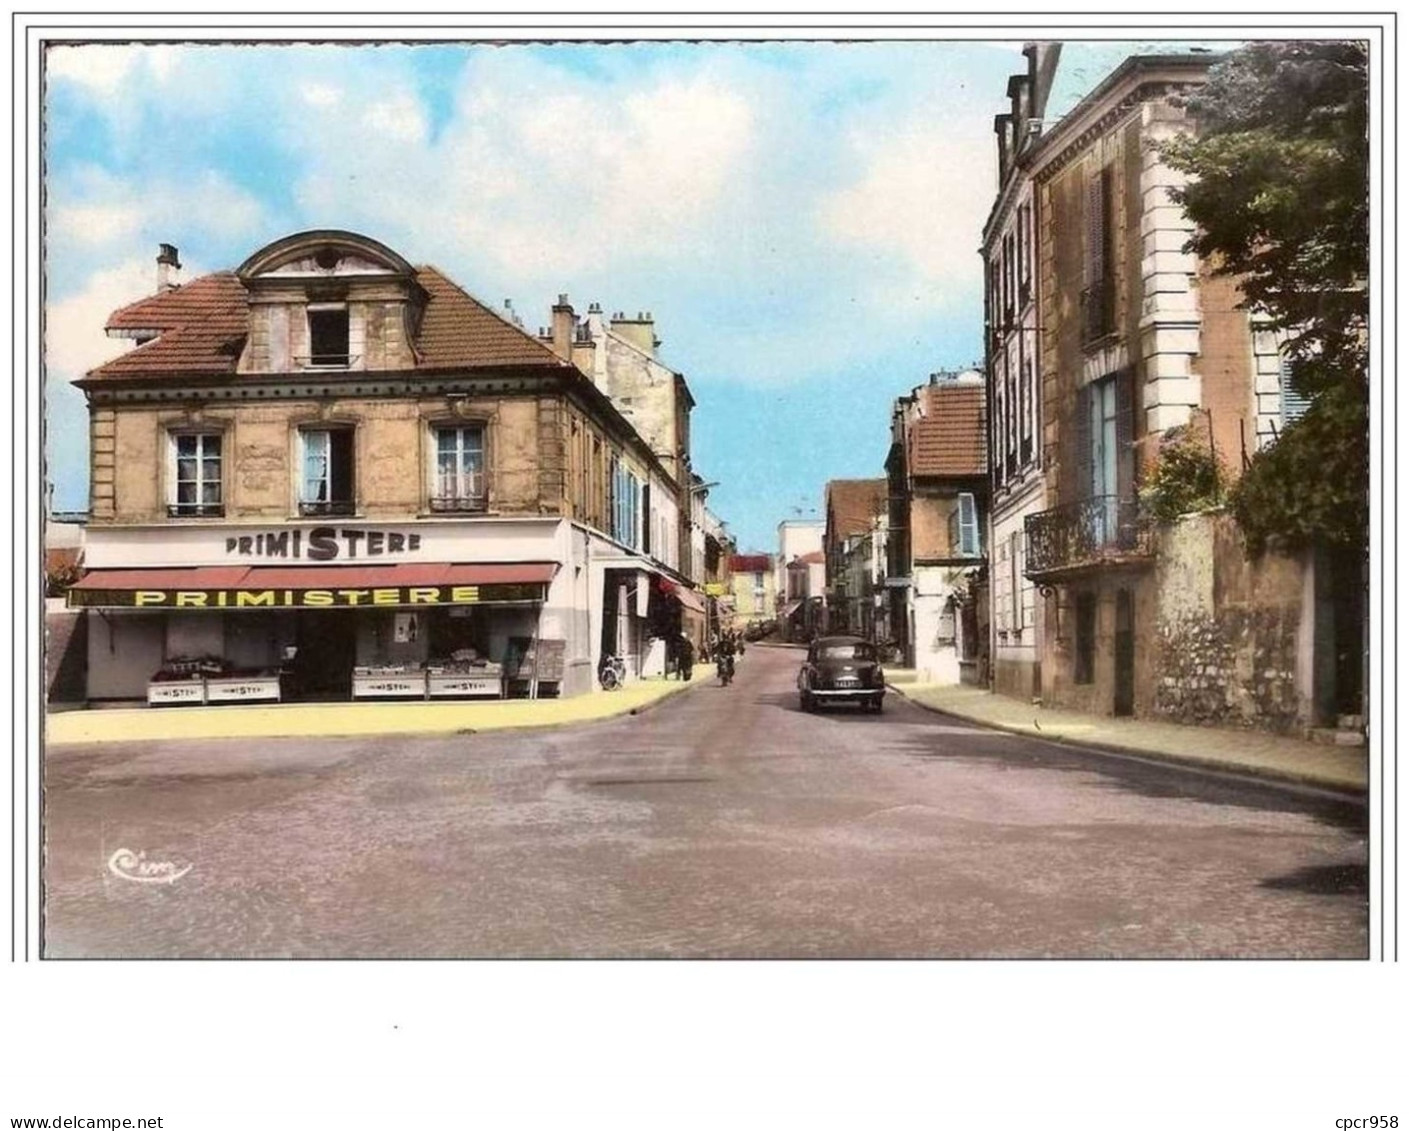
left=1073, top=383, right=1093, bottom=500
left=1114, top=368, right=1135, bottom=500
left=1084, top=169, right=1105, bottom=287
left=1281, top=357, right=1311, bottom=426
left=959, top=492, right=978, bottom=556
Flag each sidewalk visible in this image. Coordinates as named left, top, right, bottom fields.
left=46, top=669, right=708, bottom=746
left=887, top=680, right=1368, bottom=794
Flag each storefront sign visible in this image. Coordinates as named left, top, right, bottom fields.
left=147, top=681, right=204, bottom=705
left=70, top=583, right=545, bottom=609
left=225, top=527, right=422, bottom=561
left=205, top=677, right=281, bottom=703
left=704, top=582, right=727, bottom=597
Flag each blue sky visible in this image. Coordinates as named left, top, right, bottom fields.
left=43, top=38, right=1226, bottom=551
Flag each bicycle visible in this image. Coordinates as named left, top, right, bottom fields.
left=598, top=653, right=627, bottom=691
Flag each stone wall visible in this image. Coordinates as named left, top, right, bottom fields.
left=1152, top=513, right=1305, bottom=732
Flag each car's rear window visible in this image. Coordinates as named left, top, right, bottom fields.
left=819, top=643, right=876, bottom=661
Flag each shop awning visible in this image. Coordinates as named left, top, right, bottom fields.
left=68, top=562, right=558, bottom=609
left=780, top=599, right=804, bottom=621
left=671, top=586, right=707, bottom=616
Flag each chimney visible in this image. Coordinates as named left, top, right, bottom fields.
left=550, top=294, right=576, bottom=361
left=156, top=243, right=181, bottom=292
left=611, top=308, right=657, bottom=357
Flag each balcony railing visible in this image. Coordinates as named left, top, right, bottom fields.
left=428, top=494, right=488, bottom=514
left=298, top=499, right=356, bottom=517
left=167, top=503, right=225, bottom=519
left=1024, top=495, right=1154, bottom=582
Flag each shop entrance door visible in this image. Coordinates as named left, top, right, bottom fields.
left=293, top=611, right=357, bottom=698
left=1114, top=588, right=1135, bottom=717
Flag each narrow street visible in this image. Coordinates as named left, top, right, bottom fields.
left=43, top=645, right=1367, bottom=959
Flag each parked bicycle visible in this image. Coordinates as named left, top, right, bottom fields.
left=598, top=652, right=627, bottom=691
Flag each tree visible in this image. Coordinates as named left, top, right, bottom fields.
left=1162, top=41, right=1369, bottom=554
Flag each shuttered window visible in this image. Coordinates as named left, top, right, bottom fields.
left=1280, top=357, right=1312, bottom=426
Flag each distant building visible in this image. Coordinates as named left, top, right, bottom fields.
left=885, top=371, right=988, bottom=683
left=728, top=552, right=776, bottom=631
left=823, top=478, right=887, bottom=639
left=775, top=518, right=824, bottom=641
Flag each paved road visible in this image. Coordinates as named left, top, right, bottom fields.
left=43, top=645, right=1367, bottom=958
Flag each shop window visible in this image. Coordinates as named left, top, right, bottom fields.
left=306, top=306, right=351, bottom=367
left=1074, top=591, right=1096, bottom=684
left=948, top=492, right=980, bottom=557
left=299, top=428, right=355, bottom=516
left=430, top=424, right=487, bottom=512
left=168, top=432, right=223, bottom=517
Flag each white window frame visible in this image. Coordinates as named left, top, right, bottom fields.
left=431, top=424, right=487, bottom=511
left=168, top=430, right=223, bottom=516
left=950, top=492, right=980, bottom=557
left=298, top=427, right=355, bottom=515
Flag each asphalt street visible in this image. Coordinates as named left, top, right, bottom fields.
left=42, top=645, right=1368, bottom=958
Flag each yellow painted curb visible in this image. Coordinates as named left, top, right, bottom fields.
left=47, top=671, right=708, bottom=745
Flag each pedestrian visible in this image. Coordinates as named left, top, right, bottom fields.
left=678, top=632, right=695, bottom=680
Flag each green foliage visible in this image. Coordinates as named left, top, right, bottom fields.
left=1228, top=381, right=1368, bottom=555
left=1140, top=433, right=1224, bottom=523
left=1160, top=41, right=1369, bottom=550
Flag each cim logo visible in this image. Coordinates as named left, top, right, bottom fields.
left=107, top=848, right=193, bottom=885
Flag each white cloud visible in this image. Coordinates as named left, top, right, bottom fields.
left=44, top=43, right=178, bottom=97
left=817, top=121, right=995, bottom=307
left=285, top=57, right=756, bottom=280
left=44, top=257, right=162, bottom=378
left=302, top=82, right=342, bottom=108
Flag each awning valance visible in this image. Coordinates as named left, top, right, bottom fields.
left=671, top=586, right=707, bottom=616
left=68, top=562, right=557, bottom=609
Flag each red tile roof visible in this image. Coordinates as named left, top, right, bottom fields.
left=85, top=265, right=566, bottom=381
left=791, top=550, right=824, bottom=566
left=826, top=478, right=887, bottom=538
left=730, top=554, right=772, bottom=573
left=909, top=382, right=987, bottom=478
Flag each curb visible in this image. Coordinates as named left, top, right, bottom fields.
left=887, top=684, right=1368, bottom=797
left=45, top=674, right=711, bottom=747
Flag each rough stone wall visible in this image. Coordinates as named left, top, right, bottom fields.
left=1152, top=513, right=1305, bottom=732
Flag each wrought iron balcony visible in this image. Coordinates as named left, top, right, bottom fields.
left=1024, top=495, right=1154, bottom=583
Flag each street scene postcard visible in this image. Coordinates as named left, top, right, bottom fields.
left=13, top=12, right=1400, bottom=1130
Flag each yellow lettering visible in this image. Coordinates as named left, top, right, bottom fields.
left=134, top=591, right=168, bottom=607
left=234, top=590, right=276, bottom=607
left=451, top=586, right=480, bottom=604
left=372, top=588, right=401, bottom=606
left=215, top=591, right=229, bottom=607
left=336, top=589, right=370, bottom=606
left=408, top=587, right=440, bottom=604
left=175, top=591, right=208, bottom=608
left=301, top=590, right=333, bottom=607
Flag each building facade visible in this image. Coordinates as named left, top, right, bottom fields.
left=1015, top=54, right=1340, bottom=730
left=71, top=230, right=706, bottom=704
left=728, top=552, right=776, bottom=630
left=823, top=478, right=887, bottom=638
left=983, top=43, right=1058, bottom=701
left=885, top=372, right=988, bottom=683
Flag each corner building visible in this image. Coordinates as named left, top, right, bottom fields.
left=72, top=230, right=699, bottom=702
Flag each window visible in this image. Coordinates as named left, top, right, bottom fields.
left=609, top=457, right=641, bottom=549
left=1081, top=166, right=1115, bottom=344
left=753, top=571, right=765, bottom=596
left=307, top=306, right=350, bottom=367
left=1017, top=202, right=1032, bottom=304
left=1074, top=591, right=1097, bottom=684
left=1280, top=357, right=1311, bottom=427
left=300, top=428, right=355, bottom=516
left=948, top=492, right=980, bottom=557
left=169, top=432, right=223, bottom=517
left=431, top=425, right=486, bottom=512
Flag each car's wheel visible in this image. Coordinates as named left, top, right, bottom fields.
left=800, top=691, right=813, bottom=712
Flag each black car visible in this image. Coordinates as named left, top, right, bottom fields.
left=798, top=636, right=885, bottom=713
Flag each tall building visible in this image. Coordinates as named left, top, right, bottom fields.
left=68, top=230, right=707, bottom=703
